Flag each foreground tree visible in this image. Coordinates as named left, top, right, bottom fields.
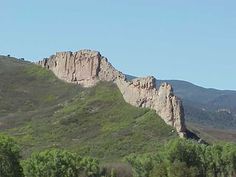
left=126, top=139, right=236, bottom=177
left=222, top=143, right=236, bottom=177
left=125, top=154, right=154, bottom=177
left=0, top=134, right=23, bottom=177
left=22, top=149, right=100, bottom=177
left=164, top=139, right=202, bottom=169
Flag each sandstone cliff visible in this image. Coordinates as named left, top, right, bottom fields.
left=38, top=50, right=186, bottom=137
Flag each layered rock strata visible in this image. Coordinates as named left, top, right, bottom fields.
left=38, top=50, right=186, bottom=137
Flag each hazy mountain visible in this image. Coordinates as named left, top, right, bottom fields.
left=159, top=80, right=236, bottom=130
left=127, top=75, right=236, bottom=130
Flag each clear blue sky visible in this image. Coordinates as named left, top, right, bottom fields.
left=1, top=0, right=236, bottom=90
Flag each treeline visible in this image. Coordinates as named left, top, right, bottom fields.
left=0, top=134, right=113, bottom=177
left=1, top=134, right=236, bottom=177
left=125, top=139, right=236, bottom=177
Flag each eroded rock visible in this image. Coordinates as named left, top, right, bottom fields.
left=38, top=49, right=186, bottom=137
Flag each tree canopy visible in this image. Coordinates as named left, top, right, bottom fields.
left=0, top=134, right=23, bottom=177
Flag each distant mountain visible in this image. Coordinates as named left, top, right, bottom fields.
left=127, top=75, right=236, bottom=130
left=159, top=80, right=236, bottom=130
left=159, top=80, right=236, bottom=106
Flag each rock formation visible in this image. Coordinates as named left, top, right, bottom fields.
left=38, top=49, right=187, bottom=137
left=38, top=50, right=125, bottom=87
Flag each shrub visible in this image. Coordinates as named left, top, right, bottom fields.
left=125, top=154, right=154, bottom=177
left=0, top=134, right=23, bottom=177
left=22, top=149, right=100, bottom=177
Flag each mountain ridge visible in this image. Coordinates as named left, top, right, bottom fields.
left=0, top=55, right=178, bottom=159
left=38, top=49, right=187, bottom=137
left=127, top=73, right=236, bottom=130
left=159, top=79, right=236, bottom=129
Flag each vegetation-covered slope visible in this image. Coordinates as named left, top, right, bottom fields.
left=0, top=56, right=177, bottom=161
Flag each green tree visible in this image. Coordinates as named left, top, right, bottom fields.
left=22, top=149, right=100, bottom=177
left=197, top=144, right=210, bottom=177
left=221, top=143, right=236, bottom=177
left=205, top=144, right=226, bottom=177
left=79, top=157, right=100, bottom=177
left=150, top=163, right=168, bottom=177
left=125, top=154, right=154, bottom=177
left=149, top=139, right=236, bottom=177
left=0, top=134, right=23, bottom=177
left=165, top=139, right=201, bottom=168
left=167, top=161, right=198, bottom=177
left=150, top=139, right=209, bottom=177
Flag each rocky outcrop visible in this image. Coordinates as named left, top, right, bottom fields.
left=38, top=50, right=124, bottom=87
left=115, top=77, right=186, bottom=135
left=38, top=49, right=186, bottom=137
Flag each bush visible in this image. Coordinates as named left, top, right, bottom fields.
left=22, top=149, right=100, bottom=177
left=150, top=163, right=168, bottom=177
left=164, top=139, right=202, bottom=168
left=126, top=139, right=236, bottom=177
left=101, top=163, right=132, bottom=177
left=167, top=161, right=199, bottom=177
left=0, top=134, right=23, bottom=177
left=125, top=154, right=154, bottom=177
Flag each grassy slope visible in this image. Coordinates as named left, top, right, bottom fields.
left=187, top=122, right=236, bottom=143
left=0, top=56, right=177, bottom=161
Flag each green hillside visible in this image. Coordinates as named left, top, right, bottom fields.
left=0, top=56, right=177, bottom=161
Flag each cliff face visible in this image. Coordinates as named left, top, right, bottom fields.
left=38, top=50, right=124, bottom=87
left=38, top=49, right=186, bottom=137
left=116, top=77, right=186, bottom=134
